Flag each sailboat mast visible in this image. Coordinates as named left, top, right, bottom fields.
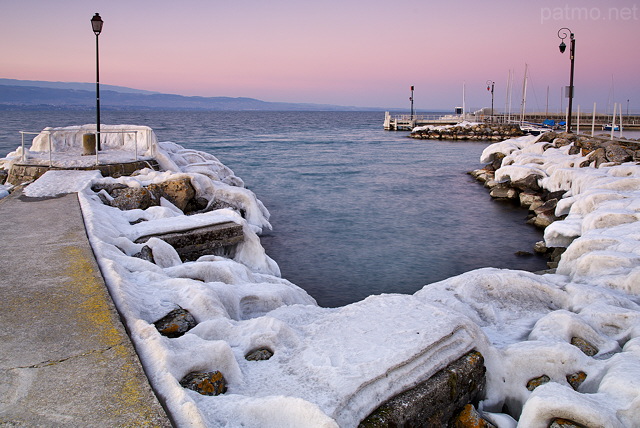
left=462, top=82, right=466, bottom=120
left=520, top=64, right=528, bottom=124
left=546, top=86, right=549, bottom=117
left=508, top=70, right=513, bottom=122
left=505, top=70, right=511, bottom=123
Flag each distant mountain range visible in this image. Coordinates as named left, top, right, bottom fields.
left=0, top=79, right=383, bottom=111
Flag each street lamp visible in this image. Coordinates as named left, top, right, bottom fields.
left=91, top=13, right=103, bottom=150
left=409, top=85, right=415, bottom=121
left=486, top=80, right=495, bottom=120
left=557, top=27, right=575, bottom=133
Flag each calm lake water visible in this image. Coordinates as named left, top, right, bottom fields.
left=0, top=109, right=551, bottom=307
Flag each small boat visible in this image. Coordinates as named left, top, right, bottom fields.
left=520, top=121, right=552, bottom=136
left=520, top=125, right=548, bottom=136
left=603, top=124, right=620, bottom=131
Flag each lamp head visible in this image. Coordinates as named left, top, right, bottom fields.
left=559, top=41, right=566, bottom=53
left=91, top=13, right=103, bottom=35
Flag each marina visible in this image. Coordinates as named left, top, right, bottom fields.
left=384, top=110, right=640, bottom=131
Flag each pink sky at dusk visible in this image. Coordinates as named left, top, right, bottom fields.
left=1, top=0, right=639, bottom=112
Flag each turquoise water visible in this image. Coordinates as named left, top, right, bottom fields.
left=0, top=110, right=548, bottom=307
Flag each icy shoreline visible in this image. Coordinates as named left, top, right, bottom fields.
left=1, top=127, right=639, bottom=427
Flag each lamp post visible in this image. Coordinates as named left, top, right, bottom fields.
left=91, top=13, right=103, bottom=150
left=486, top=80, right=495, bottom=121
left=409, top=85, right=415, bottom=121
left=557, top=27, right=575, bottom=133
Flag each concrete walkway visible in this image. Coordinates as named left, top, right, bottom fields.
left=0, top=189, right=171, bottom=427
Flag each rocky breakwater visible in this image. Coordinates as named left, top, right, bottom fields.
left=8, top=128, right=640, bottom=427
left=411, top=122, right=524, bottom=141
left=470, top=131, right=640, bottom=268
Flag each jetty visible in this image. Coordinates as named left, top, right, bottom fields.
left=384, top=111, right=640, bottom=131
left=0, top=189, right=171, bottom=426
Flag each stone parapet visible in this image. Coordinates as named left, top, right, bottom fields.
left=6, top=160, right=160, bottom=186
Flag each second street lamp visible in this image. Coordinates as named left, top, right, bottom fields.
left=91, top=13, right=103, bottom=150
left=558, top=27, right=575, bottom=133
left=486, top=80, right=495, bottom=121
left=409, top=85, right=415, bottom=121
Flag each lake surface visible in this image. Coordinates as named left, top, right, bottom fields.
left=0, top=109, right=551, bottom=307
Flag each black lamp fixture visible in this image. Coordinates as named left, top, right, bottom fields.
left=91, top=13, right=103, bottom=150
left=557, top=28, right=575, bottom=133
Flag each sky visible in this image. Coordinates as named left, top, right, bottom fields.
left=1, top=0, right=639, bottom=112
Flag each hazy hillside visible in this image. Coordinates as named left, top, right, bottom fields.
left=0, top=79, right=379, bottom=111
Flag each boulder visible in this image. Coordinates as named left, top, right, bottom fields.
left=533, top=241, right=548, bottom=254
left=570, top=337, right=598, bottom=356
left=184, top=196, right=210, bottom=214
left=553, top=138, right=572, bottom=148
left=538, top=131, right=558, bottom=143
left=91, top=182, right=129, bottom=194
left=133, top=245, right=155, bottom=263
left=245, top=348, right=274, bottom=361
left=533, top=198, right=558, bottom=217
left=153, top=308, right=197, bottom=338
left=135, top=221, right=244, bottom=262
left=586, top=148, right=607, bottom=168
left=568, top=145, right=581, bottom=155
left=549, top=418, right=588, bottom=428
left=491, top=152, right=506, bottom=170
left=530, top=213, right=555, bottom=228
left=566, top=371, right=587, bottom=391
left=179, top=371, right=227, bottom=396
left=489, top=185, right=518, bottom=200
left=604, top=144, right=633, bottom=163
left=519, top=192, right=543, bottom=208
left=452, top=404, right=497, bottom=428
left=526, top=374, right=550, bottom=391
left=147, top=178, right=196, bottom=212
left=545, top=190, right=566, bottom=201
left=359, top=351, right=486, bottom=427
left=110, top=187, right=154, bottom=210
left=511, top=174, right=542, bottom=192
left=0, top=168, right=8, bottom=185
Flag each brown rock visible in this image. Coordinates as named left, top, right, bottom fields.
left=135, top=221, right=244, bottom=262
left=534, top=198, right=558, bottom=216
left=566, top=371, right=587, bottom=390
left=359, top=351, right=486, bottom=428
left=533, top=241, right=548, bottom=254
left=587, top=148, right=607, bottom=168
left=526, top=374, right=550, bottom=391
left=490, top=185, right=518, bottom=200
left=549, top=418, right=588, bottom=428
left=110, top=187, right=154, bottom=210
left=511, top=174, right=542, bottom=192
left=538, top=132, right=558, bottom=143
left=0, top=168, right=8, bottom=185
left=570, top=337, right=598, bottom=356
left=133, top=245, right=155, bottom=263
left=452, top=404, right=497, bottom=428
left=554, top=138, right=572, bottom=148
left=180, top=371, right=227, bottom=396
left=531, top=213, right=555, bottom=228
left=245, top=348, right=274, bottom=361
left=568, top=145, right=581, bottom=155
left=605, top=144, right=633, bottom=163
left=154, top=308, right=197, bottom=338
left=147, top=177, right=196, bottom=212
